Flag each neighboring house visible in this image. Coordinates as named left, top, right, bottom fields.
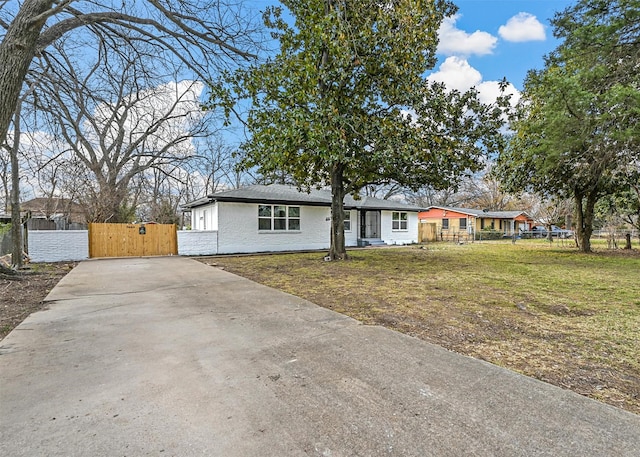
left=182, top=184, right=421, bottom=254
left=18, top=197, right=87, bottom=230
left=418, top=206, right=534, bottom=241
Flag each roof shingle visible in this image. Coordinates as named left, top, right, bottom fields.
left=184, top=184, right=422, bottom=211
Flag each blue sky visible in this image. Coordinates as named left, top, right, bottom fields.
left=220, top=0, right=577, bottom=144
left=429, top=0, right=575, bottom=101
left=247, top=0, right=576, bottom=102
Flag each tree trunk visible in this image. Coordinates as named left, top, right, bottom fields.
left=1, top=161, right=9, bottom=213
left=625, top=233, right=632, bottom=250
left=1, top=1, right=53, bottom=268
left=83, top=178, right=133, bottom=223
left=10, top=132, right=22, bottom=269
left=0, top=0, right=53, bottom=147
left=574, top=190, right=595, bottom=253
left=328, top=162, right=347, bottom=260
left=8, top=97, right=29, bottom=269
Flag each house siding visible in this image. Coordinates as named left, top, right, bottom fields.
left=191, top=204, right=217, bottom=231
left=381, top=210, right=419, bottom=245
left=514, top=215, right=532, bottom=231
left=419, top=208, right=469, bottom=220
left=419, top=210, right=472, bottom=238
left=191, top=203, right=390, bottom=254
left=216, top=202, right=332, bottom=254
left=344, top=209, right=358, bottom=247
left=419, top=207, right=534, bottom=240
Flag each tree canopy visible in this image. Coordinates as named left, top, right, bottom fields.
left=219, top=0, right=508, bottom=259
left=495, top=0, right=640, bottom=252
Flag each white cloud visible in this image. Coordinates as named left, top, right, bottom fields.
left=498, top=13, right=546, bottom=42
left=437, top=15, right=497, bottom=57
left=428, top=57, right=521, bottom=106
left=477, top=80, right=521, bottom=107
left=427, top=56, right=482, bottom=92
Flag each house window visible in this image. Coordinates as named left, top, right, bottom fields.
left=442, top=218, right=449, bottom=230
left=274, top=205, right=287, bottom=230
left=288, top=206, right=300, bottom=230
left=343, top=211, right=351, bottom=231
left=258, top=205, right=300, bottom=231
left=258, top=205, right=272, bottom=230
left=459, top=218, right=467, bottom=230
left=392, top=212, right=408, bottom=230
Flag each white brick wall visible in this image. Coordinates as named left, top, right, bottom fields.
left=28, top=230, right=89, bottom=263
left=27, top=229, right=219, bottom=262
left=345, top=209, right=358, bottom=247
left=177, top=230, right=218, bottom=256
left=380, top=210, right=419, bottom=245
left=217, top=202, right=333, bottom=254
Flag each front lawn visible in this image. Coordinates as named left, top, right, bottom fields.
left=200, top=241, right=640, bottom=414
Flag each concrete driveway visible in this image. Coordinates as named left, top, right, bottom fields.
left=1, top=256, right=638, bottom=456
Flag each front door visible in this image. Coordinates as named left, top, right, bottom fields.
left=360, top=210, right=381, bottom=238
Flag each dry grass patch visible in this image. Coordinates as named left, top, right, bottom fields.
left=1, top=263, right=76, bottom=340
left=201, top=242, right=640, bottom=414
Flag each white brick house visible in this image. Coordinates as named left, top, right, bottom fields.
left=183, top=184, right=420, bottom=255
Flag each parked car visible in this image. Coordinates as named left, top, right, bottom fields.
left=532, top=225, right=574, bottom=238
left=531, top=226, right=547, bottom=238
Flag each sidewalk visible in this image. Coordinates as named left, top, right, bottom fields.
left=1, top=257, right=638, bottom=456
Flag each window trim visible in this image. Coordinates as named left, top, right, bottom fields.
left=442, top=218, right=449, bottom=230
left=392, top=211, right=408, bottom=231
left=343, top=210, right=352, bottom=232
left=258, top=204, right=301, bottom=232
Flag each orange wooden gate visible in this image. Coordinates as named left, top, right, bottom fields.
left=89, top=223, right=177, bottom=258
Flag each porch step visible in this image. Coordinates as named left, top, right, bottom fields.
left=359, top=238, right=386, bottom=247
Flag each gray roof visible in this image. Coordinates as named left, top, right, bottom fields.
left=183, top=184, right=422, bottom=212
left=426, top=206, right=531, bottom=219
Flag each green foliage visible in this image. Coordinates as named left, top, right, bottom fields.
left=597, top=187, right=640, bottom=232
left=495, top=0, right=640, bottom=252
left=213, top=0, right=509, bottom=258
left=116, top=204, right=137, bottom=224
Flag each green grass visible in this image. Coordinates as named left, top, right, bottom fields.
left=203, top=241, right=640, bottom=414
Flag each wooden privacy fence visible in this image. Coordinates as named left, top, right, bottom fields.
left=418, top=222, right=437, bottom=242
left=89, top=223, right=177, bottom=258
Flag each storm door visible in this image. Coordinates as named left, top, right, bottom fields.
left=360, top=210, right=381, bottom=238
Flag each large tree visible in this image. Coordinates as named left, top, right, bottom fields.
left=33, top=42, right=214, bottom=222
left=495, top=0, right=640, bottom=252
left=220, top=0, right=508, bottom=259
left=0, top=0, right=260, bottom=266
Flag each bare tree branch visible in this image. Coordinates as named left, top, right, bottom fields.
left=37, top=9, right=256, bottom=60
